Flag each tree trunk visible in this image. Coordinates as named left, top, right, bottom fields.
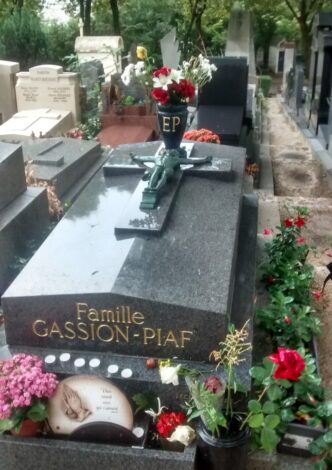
left=79, top=0, right=91, bottom=36
left=109, top=0, right=120, bottom=35
left=299, top=20, right=312, bottom=75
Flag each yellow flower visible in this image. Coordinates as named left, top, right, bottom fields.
left=137, top=46, right=148, bottom=60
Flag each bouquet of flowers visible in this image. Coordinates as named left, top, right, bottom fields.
left=181, top=54, right=217, bottom=89
left=0, top=354, right=58, bottom=432
left=151, top=66, right=195, bottom=105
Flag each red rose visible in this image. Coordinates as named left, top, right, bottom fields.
left=151, top=88, right=169, bottom=105
left=294, top=216, right=306, bottom=228
left=284, top=218, right=293, bottom=228
left=269, top=347, right=305, bottom=381
left=153, top=66, right=171, bottom=78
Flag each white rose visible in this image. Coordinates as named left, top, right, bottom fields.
left=167, top=425, right=196, bottom=446
left=160, top=364, right=181, bottom=386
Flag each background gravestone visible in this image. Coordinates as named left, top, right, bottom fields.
left=79, top=59, right=105, bottom=112
left=15, top=65, right=81, bottom=124
left=0, top=60, right=19, bottom=124
left=160, top=29, right=181, bottom=69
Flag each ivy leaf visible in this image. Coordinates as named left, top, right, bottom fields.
left=248, top=413, right=264, bottom=428
left=265, top=414, right=280, bottom=429
left=261, top=427, right=280, bottom=453
left=248, top=400, right=262, bottom=413
left=267, top=384, right=283, bottom=401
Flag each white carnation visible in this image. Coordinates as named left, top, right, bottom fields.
left=160, top=364, right=181, bottom=386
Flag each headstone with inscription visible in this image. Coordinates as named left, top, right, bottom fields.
left=15, top=65, right=81, bottom=124
left=0, top=141, right=257, bottom=469
left=0, top=60, right=19, bottom=124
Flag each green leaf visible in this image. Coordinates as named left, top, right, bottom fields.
left=248, top=400, right=262, bottom=413
left=280, top=408, right=295, bottom=422
left=323, top=431, right=332, bottom=444
left=262, top=401, right=278, bottom=414
left=313, top=461, right=327, bottom=470
left=267, top=384, right=283, bottom=401
left=0, top=419, right=17, bottom=433
left=27, top=401, right=47, bottom=421
left=250, top=367, right=268, bottom=382
left=265, top=414, right=280, bottom=429
left=262, top=357, right=274, bottom=374
left=248, top=413, right=264, bottom=428
left=261, top=427, right=280, bottom=453
left=277, top=379, right=292, bottom=389
left=132, top=392, right=158, bottom=414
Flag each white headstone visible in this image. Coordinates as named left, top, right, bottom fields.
left=0, top=60, right=20, bottom=124
left=160, top=29, right=181, bottom=69
left=75, top=36, right=123, bottom=80
left=0, top=108, right=73, bottom=142
left=48, top=375, right=134, bottom=435
left=282, top=47, right=295, bottom=91
left=15, top=65, right=81, bottom=124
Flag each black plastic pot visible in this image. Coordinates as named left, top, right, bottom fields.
left=196, top=416, right=250, bottom=470
left=157, top=104, right=188, bottom=150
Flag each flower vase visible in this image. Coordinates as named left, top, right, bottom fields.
left=157, top=104, right=188, bottom=150
left=196, top=416, right=250, bottom=470
left=10, top=419, right=43, bottom=437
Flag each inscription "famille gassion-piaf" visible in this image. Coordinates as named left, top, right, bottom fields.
left=32, top=302, right=193, bottom=349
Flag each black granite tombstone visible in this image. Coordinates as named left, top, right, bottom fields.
left=197, top=57, right=248, bottom=146
left=0, top=141, right=258, bottom=469
left=306, top=12, right=332, bottom=135
left=0, top=142, right=49, bottom=296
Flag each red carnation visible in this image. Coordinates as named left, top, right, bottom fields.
left=294, top=216, right=306, bottom=228
left=284, top=218, right=293, bottom=228
left=269, top=347, right=305, bottom=381
left=156, top=411, right=186, bottom=438
left=153, top=67, right=171, bottom=78
left=151, top=88, right=169, bottom=105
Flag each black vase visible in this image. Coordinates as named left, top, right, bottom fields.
left=196, top=416, right=250, bottom=470
left=157, top=104, right=188, bottom=150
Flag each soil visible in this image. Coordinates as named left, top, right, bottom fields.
left=266, top=98, right=332, bottom=391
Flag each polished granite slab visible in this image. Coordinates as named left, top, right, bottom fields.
left=2, top=141, right=246, bottom=362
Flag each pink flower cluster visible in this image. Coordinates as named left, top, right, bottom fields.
left=0, top=354, right=58, bottom=420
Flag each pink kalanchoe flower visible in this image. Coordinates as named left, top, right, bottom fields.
left=263, top=229, right=272, bottom=235
left=312, top=291, right=322, bottom=301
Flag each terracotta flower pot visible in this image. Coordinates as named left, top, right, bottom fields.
left=11, top=419, right=43, bottom=437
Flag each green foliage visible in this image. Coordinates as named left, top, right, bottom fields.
left=119, top=0, right=178, bottom=64
left=132, top=391, right=159, bottom=414
left=43, top=19, right=78, bottom=66
left=0, top=399, right=48, bottom=433
left=0, top=8, right=47, bottom=69
left=258, top=76, right=272, bottom=97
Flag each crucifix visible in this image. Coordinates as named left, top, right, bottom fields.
left=103, top=142, right=233, bottom=235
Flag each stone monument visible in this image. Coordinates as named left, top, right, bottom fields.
left=0, top=60, right=19, bottom=124
left=16, top=64, right=81, bottom=123
left=0, top=142, right=49, bottom=296
left=160, top=29, right=181, bottom=69
left=75, top=36, right=123, bottom=81
left=0, top=141, right=258, bottom=469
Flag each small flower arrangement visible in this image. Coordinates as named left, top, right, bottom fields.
left=151, top=66, right=195, bottom=105
left=183, top=129, right=221, bottom=144
left=181, top=54, right=217, bottom=89
left=0, top=354, right=58, bottom=433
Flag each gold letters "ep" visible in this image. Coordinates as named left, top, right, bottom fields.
left=162, top=116, right=181, bottom=132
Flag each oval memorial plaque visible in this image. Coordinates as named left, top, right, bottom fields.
left=48, top=375, right=134, bottom=435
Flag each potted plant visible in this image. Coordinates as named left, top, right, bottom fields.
left=0, top=354, right=58, bottom=436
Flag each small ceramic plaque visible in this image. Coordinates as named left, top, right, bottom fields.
left=48, top=375, right=133, bottom=435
